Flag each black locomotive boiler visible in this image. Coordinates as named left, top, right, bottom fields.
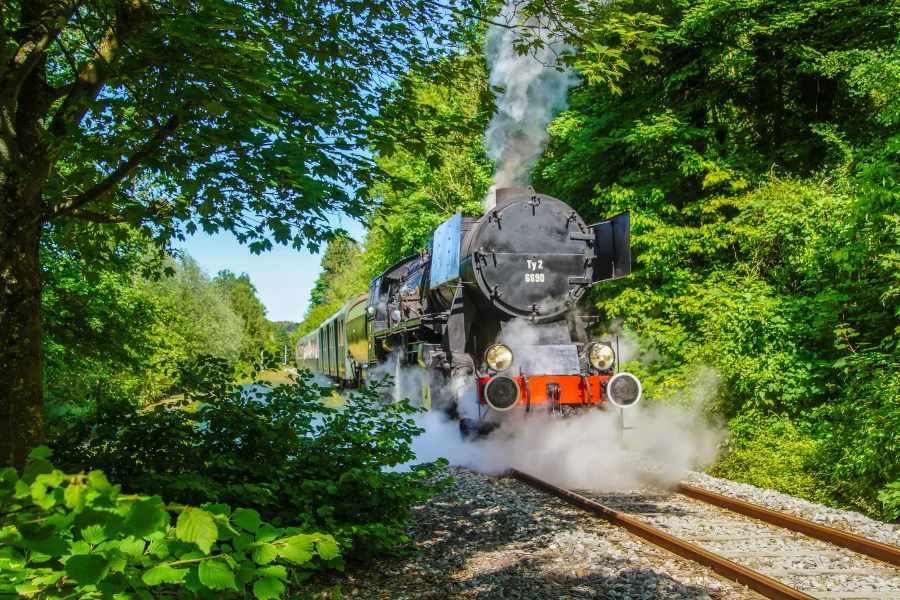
left=297, top=187, right=642, bottom=434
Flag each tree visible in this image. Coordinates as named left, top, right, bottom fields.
left=0, top=0, right=474, bottom=470
left=531, top=0, right=900, bottom=513
left=299, top=235, right=369, bottom=337
left=153, top=256, right=244, bottom=366
left=42, top=240, right=168, bottom=409
left=214, top=270, right=269, bottom=365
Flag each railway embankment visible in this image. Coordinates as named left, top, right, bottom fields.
left=305, top=468, right=900, bottom=600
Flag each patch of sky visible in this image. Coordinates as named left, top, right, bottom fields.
left=175, top=212, right=366, bottom=322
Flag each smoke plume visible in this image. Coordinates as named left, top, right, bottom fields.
left=483, top=4, right=579, bottom=210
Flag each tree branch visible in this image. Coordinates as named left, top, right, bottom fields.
left=0, top=1, right=79, bottom=98
left=47, top=0, right=152, bottom=141
left=47, top=83, right=75, bottom=103
left=68, top=209, right=127, bottom=223
left=40, top=112, right=181, bottom=224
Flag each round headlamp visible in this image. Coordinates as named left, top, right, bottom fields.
left=588, top=343, right=615, bottom=371
left=607, top=372, right=643, bottom=408
left=485, top=344, right=514, bottom=372
left=483, top=376, right=520, bottom=411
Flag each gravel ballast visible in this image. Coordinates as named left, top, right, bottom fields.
left=580, top=487, right=900, bottom=599
left=305, top=467, right=766, bottom=599
left=683, top=472, right=900, bottom=548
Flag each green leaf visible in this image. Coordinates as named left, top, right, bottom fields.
left=251, top=543, right=278, bottom=565
left=197, top=558, right=237, bottom=590
left=64, top=483, right=87, bottom=511
left=316, top=536, right=340, bottom=561
left=106, top=548, right=129, bottom=572
left=23, top=535, right=70, bottom=557
left=32, top=571, right=65, bottom=587
left=69, top=540, right=91, bottom=555
left=233, top=533, right=254, bottom=551
left=252, top=576, right=285, bottom=600
left=0, top=547, right=26, bottom=569
left=123, top=497, right=167, bottom=538
left=147, top=539, right=170, bottom=558
left=15, top=581, right=40, bottom=594
left=119, top=537, right=146, bottom=556
left=142, top=564, right=188, bottom=585
left=277, top=536, right=315, bottom=565
left=256, top=565, right=287, bottom=580
left=65, top=553, right=109, bottom=586
left=200, top=502, right=231, bottom=517
left=176, top=508, right=218, bottom=554
left=87, top=470, right=113, bottom=494
left=136, top=589, right=155, bottom=600
left=28, top=446, right=52, bottom=460
left=81, top=523, right=107, bottom=544
left=232, top=508, right=262, bottom=531
left=254, top=523, right=283, bottom=543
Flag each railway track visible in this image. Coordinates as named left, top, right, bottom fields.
left=511, top=469, right=900, bottom=600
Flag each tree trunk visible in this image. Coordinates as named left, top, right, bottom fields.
left=0, top=193, right=45, bottom=472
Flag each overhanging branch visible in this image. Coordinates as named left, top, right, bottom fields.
left=40, top=113, right=181, bottom=224
left=68, top=209, right=127, bottom=223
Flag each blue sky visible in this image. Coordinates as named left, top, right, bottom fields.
left=175, top=216, right=367, bottom=323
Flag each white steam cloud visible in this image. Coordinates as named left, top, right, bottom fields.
left=483, top=4, right=580, bottom=210
left=376, top=348, right=725, bottom=489
left=408, top=395, right=724, bottom=490
left=364, top=326, right=723, bottom=490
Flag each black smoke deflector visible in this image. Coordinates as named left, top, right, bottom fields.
left=591, top=211, right=631, bottom=282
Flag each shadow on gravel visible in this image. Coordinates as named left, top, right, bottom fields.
left=304, top=471, right=742, bottom=599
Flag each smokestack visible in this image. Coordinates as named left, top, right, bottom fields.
left=494, top=186, right=533, bottom=206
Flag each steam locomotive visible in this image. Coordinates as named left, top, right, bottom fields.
left=296, top=187, right=642, bottom=435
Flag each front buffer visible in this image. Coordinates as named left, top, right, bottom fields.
left=458, top=341, right=644, bottom=439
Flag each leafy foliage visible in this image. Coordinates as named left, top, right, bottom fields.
left=0, top=0, right=484, bottom=469
left=531, top=0, right=900, bottom=516
left=214, top=270, right=273, bottom=366
left=0, top=448, right=338, bottom=599
left=42, top=242, right=169, bottom=410
left=150, top=256, right=245, bottom=367
left=48, top=359, right=448, bottom=556
left=298, top=236, right=371, bottom=338
left=42, top=248, right=262, bottom=409
left=711, top=411, right=829, bottom=503
left=4, top=0, right=480, bottom=251
left=299, top=49, right=494, bottom=335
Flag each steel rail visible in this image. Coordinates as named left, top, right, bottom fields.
left=510, top=469, right=816, bottom=600
left=676, top=483, right=900, bottom=567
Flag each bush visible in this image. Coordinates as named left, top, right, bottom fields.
left=1, top=447, right=339, bottom=599
left=712, top=410, right=831, bottom=504
left=48, top=358, right=448, bottom=557
left=879, top=483, right=900, bottom=521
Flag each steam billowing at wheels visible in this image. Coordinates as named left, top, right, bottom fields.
left=296, top=187, right=641, bottom=437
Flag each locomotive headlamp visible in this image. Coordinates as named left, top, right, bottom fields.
left=587, top=343, right=615, bottom=371
left=607, top=372, right=643, bottom=408
left=483, top=376, right=521, bottom=411
left=485, top=344, right=514, bottom=372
